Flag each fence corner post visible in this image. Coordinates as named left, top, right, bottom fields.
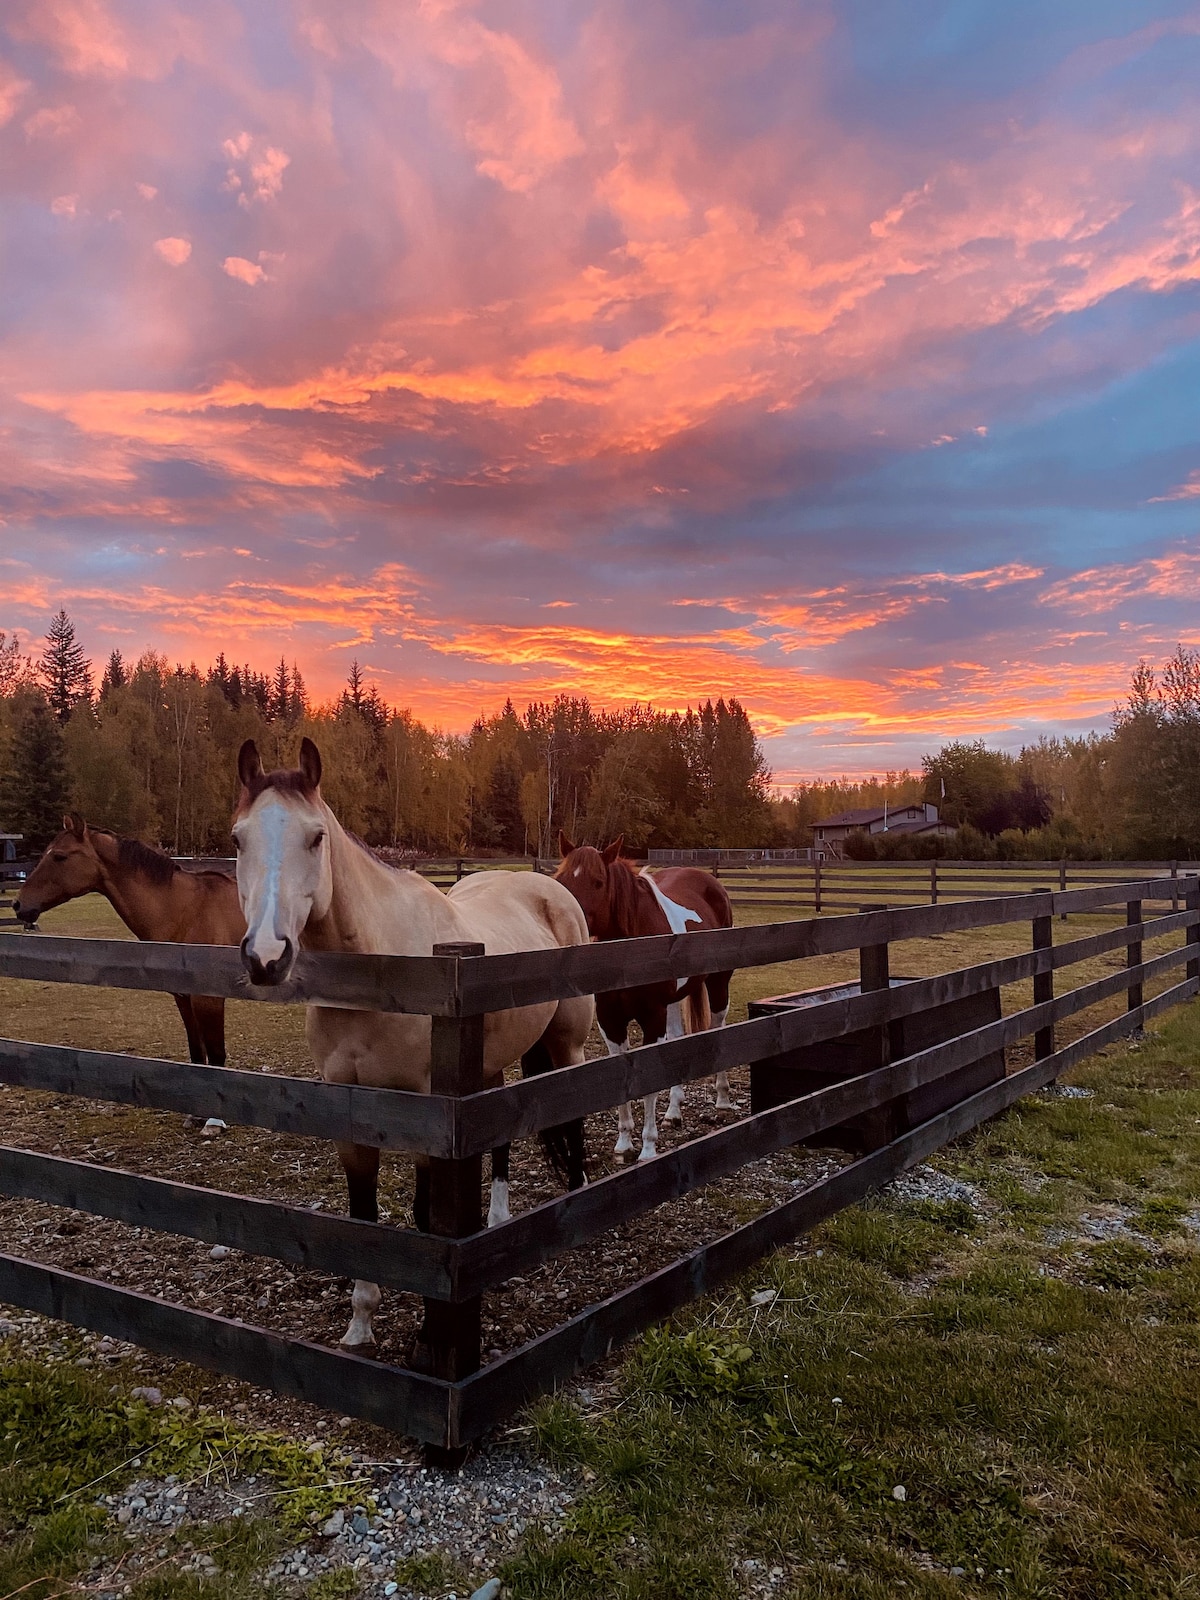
left=814, top=855, right=822, bottom=915
left=1187, top=880, right=1200, bottom=985
left=1127, top=898, right=1144, bottom=1030
left=1032, top=891, right=1054, bottom=1064
left=423, top=940, right=486, bottom=1468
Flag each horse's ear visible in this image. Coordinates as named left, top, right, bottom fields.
left=558, top=831, right=576, bottom=857
left=602, top=835, right=623, bottom=864
left=299, top=737, right=322, bottom=790
left=237, top=740, right=264, bottom=788
left=65, top=812, right=86, bottom=840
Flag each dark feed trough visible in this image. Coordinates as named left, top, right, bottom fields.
left=0, top=876, right=1196, bottom=1463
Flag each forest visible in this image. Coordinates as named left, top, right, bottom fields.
left=2, top=612, right=1198, bottom=861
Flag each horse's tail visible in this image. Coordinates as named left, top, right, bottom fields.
left=522, top=1037, right=587, bottom=1190
left=681, top=979, right=711, bottom=1035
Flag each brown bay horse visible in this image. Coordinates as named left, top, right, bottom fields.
left=14, top=815, right=245, bottom=1068
left=555, top=835, right=735, bottom=1162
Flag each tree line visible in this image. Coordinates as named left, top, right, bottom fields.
left=0, top=612, right=772, bottom=854
left=3, top=612, right=1197, bottom=861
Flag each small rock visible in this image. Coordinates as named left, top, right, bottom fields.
left=200, top=1118, right=227, bottom=1136
left=320, top=1509, right=345, bottom=1538
left=351, top=1514, right=370, bottom=1537
left=209, top=1245, right=230, bottom=1261
left=384, top=1586, right=399, bottom=1597
left=116, top=1505, right=132, bottom=1525
left=750, top=1288, right=776, bottom=1306
left=470, top=1580, right=503, bottom=1600
left=169, top=1396, right=192, bottom=1410
left=892, top=1485, right=907, bottom=1502
left=950, top=1568, right=966, bottom=1577
left=130, top=1386, right=162, bottom=1406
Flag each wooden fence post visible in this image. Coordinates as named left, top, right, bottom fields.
left=930, top=860, right=938, bottom=906
left=1171, top=860, right=1179, bottom=913
left=1032, top=893, right=1054, bottom=1062
left=1188, top=881, right=1200, bottom=983
left=1126, top=898, right=1143, bottom=1026
left=1059, top=860, right=1068, bottom=921
left=814, top=856, right=822, bottom=915
left=424, top=940, right=486, bottom=1466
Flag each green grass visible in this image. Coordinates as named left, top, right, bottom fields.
left=501, top=1001, right=1200, bottom=1599
left=0, top=1352, right=368, bottom=1598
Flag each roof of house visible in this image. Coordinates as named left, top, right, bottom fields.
left=812, top=804, right=927, bottom=829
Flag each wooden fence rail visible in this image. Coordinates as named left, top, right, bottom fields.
left=0, top=875, right=1197, bottom=1455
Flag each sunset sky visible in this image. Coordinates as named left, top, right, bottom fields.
left=3, top=1, right=1199, bottom=782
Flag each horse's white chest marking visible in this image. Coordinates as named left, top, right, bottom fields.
left=641, top=873, right=701, bottom=936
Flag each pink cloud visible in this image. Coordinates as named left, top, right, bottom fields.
left=222, top=256, right=265, bottom=285
left=23, top=102, right=80, bottom=138
left=153, top=236, right=191, bottom=265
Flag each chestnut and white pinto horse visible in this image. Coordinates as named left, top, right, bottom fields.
left=555, top=836, right=735, bottom=1163
left=233, top=739, right=594, bottom=1351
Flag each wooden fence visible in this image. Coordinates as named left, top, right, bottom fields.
left=0, top=876, right=1197, bottom=1460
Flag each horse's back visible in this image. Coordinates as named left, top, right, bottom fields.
left=651, top=867, right=734, bottom=931
left=446, top=868, right=589, bottom=953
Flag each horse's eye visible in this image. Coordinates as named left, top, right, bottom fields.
left=309, top=831, right=325, bottom=851
left=52, top=853, right=68, bottom=863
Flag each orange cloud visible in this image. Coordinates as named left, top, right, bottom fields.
left=223, top=255, right=264, bottom=285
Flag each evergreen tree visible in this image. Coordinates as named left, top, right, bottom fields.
left=290, top=663, right=308, bottom=722
left=39, top=609, right=93, bottom=723
left=1, top=694, right=70, bottom=849
left=345, top=660, right=365, bottom=717
left=100, top=649, right=127, bottom=699
left=271, top=656, right=292, bottom=723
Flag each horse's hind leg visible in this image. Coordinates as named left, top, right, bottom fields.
left=664, top=999, right=688, bottom=1126
left=709, top=973, right=734, bottom=1110
left=601, top=1027, right=636, bottom=1157
left=336, top=1141, right=382, bottom=1349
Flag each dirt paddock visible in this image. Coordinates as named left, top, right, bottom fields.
left=0, top=891, right=1179, bottom=1439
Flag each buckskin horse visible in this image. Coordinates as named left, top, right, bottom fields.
left=14, top=815, right=244, bottom=1068
left=232, top=737, right=595, bottom=1351
left=555, top=835, right=735, bottom=1162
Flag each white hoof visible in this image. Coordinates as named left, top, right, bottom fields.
left=339, top=1321, right=376, bottom=1350
left=715, top=1091, right=734, bottom=1111
left=614, top=1130, right=634, bottom=1156
left=637, top=1142, right=658, bottom=1162
left=664, top=1108, right=684, bottom=1125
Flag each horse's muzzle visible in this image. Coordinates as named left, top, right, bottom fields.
left=13, top=901, right=40, bottom=929
left=240, top=934, right=295, bottom=987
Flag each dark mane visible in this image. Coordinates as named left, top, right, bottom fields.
left=606, top=857, right=652, bottom=939
left=116, top=835, right=179, bottom=885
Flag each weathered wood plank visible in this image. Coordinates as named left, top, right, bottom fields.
left=0, top=1253, right=454, bottom=1444
left=451, top=916, right=1197, bottom=1152
left=453, top=878, right=1197, bottom=1012
left=0, top=935, right=461, bottom=1015
left=0, top=1146, right=454, bottom=1297
left=452, top=975, right=1197, bottom=1442
left=450, top=953, right=1194, bottom=1288
left=0, top=1038, right=456, bottom=1155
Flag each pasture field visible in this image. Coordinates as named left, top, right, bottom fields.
left=0, top=888, right=1198, bottom=1596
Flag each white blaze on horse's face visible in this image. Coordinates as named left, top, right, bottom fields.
left=234, top=787, right=331, bottom=986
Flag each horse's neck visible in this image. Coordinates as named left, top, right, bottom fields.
left=304, top=813, right=461, bottom=955
left=94, top=840, right=187, bottom=941
left=608, top=861, right=657, bottom=939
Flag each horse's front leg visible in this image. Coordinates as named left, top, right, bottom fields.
left=601, top=1026, right=636, bottom=1157
left=488, top=1143, right=511, bottom=1227
left=336, top=1140, right=381, bottom=1349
